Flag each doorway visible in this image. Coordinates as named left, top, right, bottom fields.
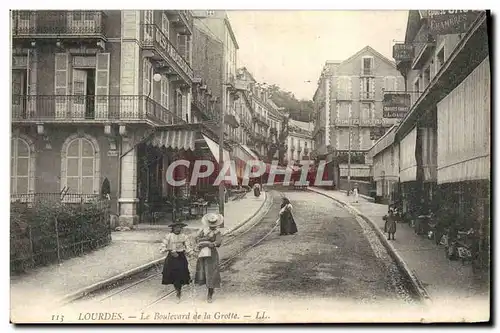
left=72, top=68, right=96, bottom=119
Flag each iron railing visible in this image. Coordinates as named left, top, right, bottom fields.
left=11, top=10, right=106, bottom=36
left=142, top=24, right=193, bottom=81
left=11, top=95, right=186, bottom=125
left=179, top=10, right=194, bottom=31
left=11, top=192, right=100, bottom=204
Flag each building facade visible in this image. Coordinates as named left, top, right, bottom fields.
left=371, top=11, right=490, bottom=261
left=286, top=119, right=314, bottom=163
left=312, top=46, right=404, bottom=188
left=9, top=10, right=233, bottom=227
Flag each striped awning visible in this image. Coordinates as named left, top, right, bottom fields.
left=150, top=130, right=196, bottom=151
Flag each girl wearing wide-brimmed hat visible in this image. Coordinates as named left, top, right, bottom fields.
left=160, top=220, right=193, bottom=303
left=194, top=213, right=223, bottom=303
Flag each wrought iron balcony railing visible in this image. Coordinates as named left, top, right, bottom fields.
left=142, top=24, right=193, bottom=81
left=11, top=10, right=106, bottom=36
left=11, top=95, right=185, bottom=125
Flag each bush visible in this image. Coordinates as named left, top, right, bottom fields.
left=10, top=198, right=111, bottom=274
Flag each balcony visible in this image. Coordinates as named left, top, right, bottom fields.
left=142, top=24, right=193, bottom=84
left=224, top=108, right=240, bottom=128
left=359, top=91, right=375, bottom=101
left=11, top=95, right=185, bottom=125
left=11, top=10, right=106, bottom=40
left=382, top=90, right=422, bottom=119
left=191, top=83, right=213, bottom=121
left=411, top=23, right=436, bottom=70
left=252, top=113, right=269, bottom=127
left=165, top=10, right=193, bottom=35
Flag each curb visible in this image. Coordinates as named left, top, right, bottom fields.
left=307, top=187, right=432, bottom=306
left=58, top=191, right=273, bottom=306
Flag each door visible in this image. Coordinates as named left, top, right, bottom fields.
left=72, top=69, right=87, bottom=119
left=12, top=70, right=27, bottom=118
left=159, top=14, right=169, bottom=49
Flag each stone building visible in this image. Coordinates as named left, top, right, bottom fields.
left=312, top=46, right=404, bottom=189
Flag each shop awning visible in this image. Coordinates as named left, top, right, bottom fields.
left=202, top=134, right=230, bottom=163
left=399, top=127, right=417, bottom=183
left=150, top=130, right=196, bottom=151
left=241, top=145, right=259, bottom=160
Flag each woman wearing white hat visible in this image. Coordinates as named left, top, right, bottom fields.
left=194, top=213, right=223, bottom=303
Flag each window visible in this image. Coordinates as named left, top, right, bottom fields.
left=11, top=137, right=31, bottom=195
left=207, top=10, right=215, bottom=16
left=362, top=57, right=374, bottom=75
left=361, top=78, right=374, bottom=99
left=65, top=138, right=96, bottom=194
left=143, top=59, right=152, bottom=96
left=361, top=103, right=372, bottom=120
left=144, top=10, right=154, bottom=40
left=423, top=66, right=431, bottom=89
left=160, top=76, right=169, bottom=109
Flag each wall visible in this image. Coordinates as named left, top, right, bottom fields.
left=329, top=48, right=404, bottom=154
left=12, top=126, right=119, bottom=213
left=192, top=24, right=223, bottom=101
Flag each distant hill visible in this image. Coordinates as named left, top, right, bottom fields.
left=267, top=84, right=314, bottom=123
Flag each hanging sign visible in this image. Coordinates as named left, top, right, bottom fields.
left=392, top=43, right=414, bottom=62
left=428, top=10, right=482, bottom=35
left=383, top=93, right=411, bottom=118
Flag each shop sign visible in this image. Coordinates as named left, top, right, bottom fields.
left=392, top=43, right=414, bottom=62
left=335, top=119, right=360, bottom=126
left=428, top=10, right=482, bottom=35
left=383, top=92, right=411, bottom=118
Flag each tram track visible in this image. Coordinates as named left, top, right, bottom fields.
left=72, top=191, right=282, bottom=309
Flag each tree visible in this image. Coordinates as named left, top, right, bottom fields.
left=268, top=85, right=314, bottom=122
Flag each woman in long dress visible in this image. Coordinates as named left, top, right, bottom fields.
left=194, top=213, right=223, bottom=303
left=160, top=221, right=193, bottom=303
left=279, top=197, right=298, bottom=236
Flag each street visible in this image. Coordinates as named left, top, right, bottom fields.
left=57, top=190, right=422, bottom=323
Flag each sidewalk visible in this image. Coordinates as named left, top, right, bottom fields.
left=309, top=187, right=489, bottom=307
left=10, top=191, right=270, bottom=318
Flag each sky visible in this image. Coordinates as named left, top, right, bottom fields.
left=227, top=10, right=409, bottom=100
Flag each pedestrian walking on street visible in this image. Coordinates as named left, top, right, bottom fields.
left=279, top=197, right=298, bottom=236
left=194, top=213, right=223, bottom=303
left=383, top=209, right=397, bottom=240
left=160, top=221, right=193, bottom=303
left=253, top=183, right=261, bottom=198
left=353, top=183, right=359, bottom=203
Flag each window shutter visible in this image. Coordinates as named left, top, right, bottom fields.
left=54, top=53, right=69, bottom=119
left=177, top=34, right=187, bottom=59
left=95, top=52, right=110, bottom=119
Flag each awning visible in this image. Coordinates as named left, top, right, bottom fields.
left=150, top=130, right=196, bottom=151
left=399, top=127, right=417, bottom=183
left=241, top=145, right=259, bottom=160
left=202, top=134, right=230, bottom=163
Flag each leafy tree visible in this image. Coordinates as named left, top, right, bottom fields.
left=267, top=84, right=314, bottom=122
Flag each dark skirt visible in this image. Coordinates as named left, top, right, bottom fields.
left=253, top=187, right=261, bottom=197
left=280, top=211, right=298, bottom=235
left=162, top=251, right=191, bottom=286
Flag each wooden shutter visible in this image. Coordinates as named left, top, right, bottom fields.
left=54, top=53, right=69, bottom=119
left=95, top=52, right=110, bottom=119
left=177, top=34, right=187, bottom=59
